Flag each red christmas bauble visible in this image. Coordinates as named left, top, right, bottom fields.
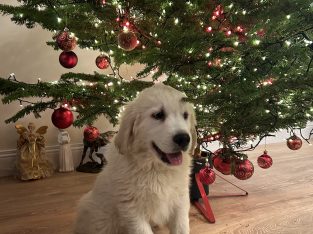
left=56, top=30, right=77, bottom=51
left=287, top=135, right=302, bottom=150
left=118, top=31, right=138, bottom=51
left=199, top=166, right=216, bottom=185
left=234, top=159, right=254, bottom=180
left=257, top=150, right=273, bottom=169
left=51, top=107, right=74, bottom=129
left=257, top=28, right=266, bottom=37
left=84, top=126, right=100, bottom=142
left=59, top=51, right=78, bottom=69
left=95, top=55, right=110, bottom=69
left=212, top=148, right=232, bottom=175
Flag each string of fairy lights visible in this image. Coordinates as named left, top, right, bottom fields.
left=7, top=73, right=127, bottom=115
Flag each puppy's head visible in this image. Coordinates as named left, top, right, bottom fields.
left=114, top=84, right=197, bottom=166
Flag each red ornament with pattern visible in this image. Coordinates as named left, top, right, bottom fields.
left=118, top=31, right=138, bottom=51
left=56, top=30, right=77, bottom=51
left=234, top=159, right=254, bottom=180
left=96, top=55, right=110, bottom=69
left=287, top=135, right=302, bottom=150
left=212, top=148, right=232, bottom=175
left=257, top=150, right=273, bottom=169
left=199, top=166, right=216, bottom=185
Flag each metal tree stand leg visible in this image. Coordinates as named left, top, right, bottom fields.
left=192, top=172, right=248, bottom=223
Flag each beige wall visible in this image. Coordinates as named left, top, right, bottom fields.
left=0, top=1, right=143, bottom=151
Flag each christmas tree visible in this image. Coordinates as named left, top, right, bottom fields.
left=0, top=0, right=313, bottom=164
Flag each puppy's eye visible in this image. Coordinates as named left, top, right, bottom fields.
left=152, top=110, right=165, bottom=121
left=183, top=112, right=189, bottom=120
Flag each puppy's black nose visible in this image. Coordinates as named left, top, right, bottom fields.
left=173, top=133, right=190, bottom=150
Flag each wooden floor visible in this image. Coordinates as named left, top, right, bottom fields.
left=1, top=142, right=313, bottom=234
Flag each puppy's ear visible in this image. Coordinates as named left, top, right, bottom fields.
left=188, top=103, right=198, bottom=155
left=114, top=104, right=138, bottom=155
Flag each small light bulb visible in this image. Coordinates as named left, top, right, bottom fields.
left=206, top=26, right=212, bottom=32
left=253, top=39, right=261, bottom=46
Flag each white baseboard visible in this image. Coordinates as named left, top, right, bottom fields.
left=0, top=143, right=84, bottom=177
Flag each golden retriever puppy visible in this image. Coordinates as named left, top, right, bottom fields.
left=74, top=84, right=197, bottom=234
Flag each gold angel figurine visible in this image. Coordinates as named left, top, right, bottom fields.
left=15, top=122, right=54, bottom=180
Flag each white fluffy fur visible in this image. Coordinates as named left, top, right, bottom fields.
left=74, top=84, right=197, bottom=234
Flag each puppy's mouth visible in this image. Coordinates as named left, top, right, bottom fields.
left=152, top=142, right=183, bottom=166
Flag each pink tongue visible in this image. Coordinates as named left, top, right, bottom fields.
left=165, top=152, right=183, bottom=165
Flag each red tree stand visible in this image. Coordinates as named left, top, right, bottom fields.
left=192, top=172, right=248, bottom=223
